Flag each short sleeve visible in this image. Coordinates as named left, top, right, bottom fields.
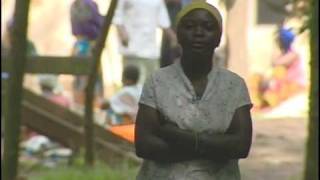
left=234, top=78, right=253, bottom=110
left=139, top=75, right=157, bottom=109
left=157, top=0, right=171, bottom=28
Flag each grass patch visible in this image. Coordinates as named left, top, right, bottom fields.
left=27, top=161, right=139, bottom=180
left=19, top=148, right=140, bottom=180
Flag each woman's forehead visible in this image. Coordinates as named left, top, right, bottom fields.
left=181, top=9, right=216, bottom=22
left=175, top=2, right=222, bottom=28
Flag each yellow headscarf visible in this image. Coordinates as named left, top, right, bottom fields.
left=175, top=1, right=222, bottom=30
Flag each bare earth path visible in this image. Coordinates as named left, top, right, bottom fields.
left=240, top=117, right=307, bottom=180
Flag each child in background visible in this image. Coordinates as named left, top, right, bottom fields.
left=101, top=65, right=142, bottom=126
left=39, top=75, right=71, bottom=108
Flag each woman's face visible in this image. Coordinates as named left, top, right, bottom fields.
left=177, top=9, right=221, bottom=55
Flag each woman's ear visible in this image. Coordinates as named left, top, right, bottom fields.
left=213, top=31, right=222, bottom=48
left=214, top=39, right=221, bottom=48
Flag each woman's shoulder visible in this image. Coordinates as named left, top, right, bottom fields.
left=152, top=63, right=179, bottom=79
left=217, top=67, right=246, bottom=84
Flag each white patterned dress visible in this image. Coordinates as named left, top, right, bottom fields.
left=137, top=62, right=252, bottom=180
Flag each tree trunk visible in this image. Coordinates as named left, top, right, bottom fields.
left=2, top=0, right=31, bottom=180
left=304, top=0, right=319, bottom=179
left=84, top=0, right=118, bottom=166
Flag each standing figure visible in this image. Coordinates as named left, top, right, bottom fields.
left=160, top=0, right=182, bottom=67
left=70, top=0, right=104, bottom=105
left=135, top=2, right=253, bottom=180
left=113, top=0, right=177, bottom=84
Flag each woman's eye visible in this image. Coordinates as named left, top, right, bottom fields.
left=184, top=23, right=194, bottom=28
left=205, top=23, right=215, bottom=30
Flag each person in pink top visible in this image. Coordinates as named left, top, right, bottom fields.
left=258, top=27, right=307, bottom=108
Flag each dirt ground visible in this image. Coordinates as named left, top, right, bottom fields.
left=240, top=117, right=307, bottom=180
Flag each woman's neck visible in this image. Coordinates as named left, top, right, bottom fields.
left=180, top=52, right=214, bottom=80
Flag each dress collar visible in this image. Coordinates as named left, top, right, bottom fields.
left=173, top=60, right=220, bottom=101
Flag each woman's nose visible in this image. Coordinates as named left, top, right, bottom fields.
left=194, top=25, right=204, bottom=36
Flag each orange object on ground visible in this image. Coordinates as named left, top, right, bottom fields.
left=109, top=124, right=135, bottom=143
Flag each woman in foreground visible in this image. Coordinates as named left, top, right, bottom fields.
left=135, top=2, right=253, bottom=180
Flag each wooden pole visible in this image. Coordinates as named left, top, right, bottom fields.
left=2, top=0, right=31, bottom=179
left=304, top=0, right=319, bottom=179
left=84, top=0, right=118, bottom=166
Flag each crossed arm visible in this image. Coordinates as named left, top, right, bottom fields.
left=134, top=103, right=253, bottom=163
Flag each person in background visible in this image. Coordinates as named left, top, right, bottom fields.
left=2, top=19, right=37, bottom=57
left=20, top=73, right=71, bottom=156
left=70, top=0, right=104, bottom=106
left=1, top=19, right=37, bottom=80
left=113, top=0, right=177, bottom=84
left=39, top=75, right=71, bottom=108
left=160, top=0, right=182, bottom=67
left=255, top=27, right=307, bottom=108
left=135, top=2, right=252, bottom=179
left=101, top=65, right=142, bottom=126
